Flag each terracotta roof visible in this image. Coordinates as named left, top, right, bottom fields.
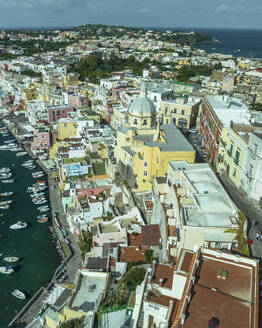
left=180, top=252, right=193, bottom=273
left=127, top=232, right=142, bottom=247
left=152, top=264, right=173, bottom=289
left=86, top=257, right=107, bottom=270
left=183, top=284, right=251, bottom=328
left=119, top=246, right=149, bottom=263
left=168, top=225, right=177, bottom=237
left=142, top=224, right=161, bottom=246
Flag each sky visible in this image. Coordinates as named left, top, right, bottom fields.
left=0, top=0, right=262, bottom=29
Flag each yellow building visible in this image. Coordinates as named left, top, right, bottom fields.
left=159, top=97, right=201, bottom=129
left=57, top=119, right=77, bottom=140
left=115, top=92, right=196, bottom=192
left=217, top=127, right=249, bottom=188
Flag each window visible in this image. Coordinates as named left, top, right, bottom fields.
left=174, top=108, right=177, bottom=114
left=143, top=179, right=146, bottom=183
left=181, top=109, right=185, bottom=115
left=166, top=119, right=169, bottom=124
left=143, top=171, right=148, bottom=177
left=143, top=119, right=147, bottom=126
left=234, top=150, right=240, bottom=165
left=233, top=168, right=237, bottom=177
left=165, top=107, right=168, bottom=115
left=133, top=118, right=138, bottom=125
left=144, top=162, right=148, bottom=168
left=64, top=123, right=67, bottom=127
left=154, top=96, right=157, bottom=102
left=228, top=144, right=233, bottom=157
left=254, top=143, right=258, bottom=154
left=249, top=164, right=253, bottom=176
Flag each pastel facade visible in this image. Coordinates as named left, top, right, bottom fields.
left=57, top=119, right=77, bottom=140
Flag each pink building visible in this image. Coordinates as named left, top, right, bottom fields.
left=31, top=128, right=51, bottom=155
left=48, top=105, right=76, bottom=123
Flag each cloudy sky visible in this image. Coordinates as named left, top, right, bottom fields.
left=0, top=0, right=261, bottom=29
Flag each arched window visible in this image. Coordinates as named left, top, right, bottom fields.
left=143, top=119, right=147, bottom=126
left=134, top=118, right=138, bottom=125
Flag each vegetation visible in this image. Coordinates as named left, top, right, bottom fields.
left=59, top=317, right=84, bottom=328
left=145, top=249, right=154, bottom=264
left=93, top=162, right=106, bottom=175
left=78, top=232, right=93, bottom=259
left=234, top=211, right=250, bottom=257
left=71, top=54, right=150, bottom=83
left=21, top=69, right=42, bottom=78
left=124, top=267, right=146, bottom=291
left=250, top=103, right=262, bottom=112
left=177, top=65, right=212, bottom=82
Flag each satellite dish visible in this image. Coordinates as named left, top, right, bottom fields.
left=250, top=118, right=255, bottom=124
left=193, top=245, right=199, bottom=253
left=232, top=209, right=237, bottom=215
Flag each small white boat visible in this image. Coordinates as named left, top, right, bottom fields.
left=0, top=191, right=14, bottom=196
left=0, top=266, right=14, bottom=274
left=4, top=256, right=20, bottom=263
left=4, top=139, right=15, bottom=144
left=1, top=179, right=14, bottom=183
left=10, top=221, right=27, bottom=230
left=0, top=200, right=12, bottom=205
left=0, top=173, right=12, bottom=179
left=16, top=152, right=27, bottom=157
left=0, top=205, right=10, bottom=209
left=12, top=289, right=26, bottom=299
left=32, top=171, right=44, bottom=178
left=0, top=167, right=11, bottom=173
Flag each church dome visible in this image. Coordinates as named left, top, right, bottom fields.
left=129, top=95, right=156, bottom=117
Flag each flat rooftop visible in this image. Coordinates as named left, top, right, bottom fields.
left=205, top=95, right=250, bottom=127
left=71, top=272, right=107, bottom=311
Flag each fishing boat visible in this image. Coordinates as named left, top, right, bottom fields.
left=4, top=256, right=20, bottom=263
left=16, top=151, right=27, bottom=157
left=0, top=205, right=10, bottom=210
left=12, top=289, right=26, bottom=299
left=0, top=266, right=14, bottom=274
left=1, top=179, right=14, bottom=183
left=0, top=191, right=14, bottom=196
left=38, top=205, right=49, bottom=211
left=37, top=217, right=48, bottom=223
left=10, top=221, right=27, bottom=230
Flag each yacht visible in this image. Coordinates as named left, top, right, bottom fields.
left=12, top=289, right=26, bottom=299
left=10, top=221, right=27, bottom=230
left=4, top=256, right=20, bottom=263
left=0, top=266, right=14, bottom=274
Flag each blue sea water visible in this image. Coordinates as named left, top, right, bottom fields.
left=147, top=26, right=262, bottom=59
left=0, top=133, right=59, bottom=327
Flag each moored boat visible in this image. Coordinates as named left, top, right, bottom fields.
left=37, top=217, right=48, bottom=223
left=4, top=256, right=20, bottom=263
left=0, top=266, right=14, bottom=274
left=10, top=221, right=27, bottom=230
left=12, top=289, right=26, bottom=299
left=1, top=179, right=14, bottom=183
left=0, top=204, right=10, bottom=209
left=0, top=191, right=14, bottom=196
left=16, top=152, right=27, bottom=157
left=0, top=200, right=12, bottom=205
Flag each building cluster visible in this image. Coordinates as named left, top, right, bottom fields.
left=1, top=25, right=261, bottom=328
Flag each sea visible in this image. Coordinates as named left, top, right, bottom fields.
left=148, top=27, right=262, bottom=59
left=0, top=131, right=59, bottom=327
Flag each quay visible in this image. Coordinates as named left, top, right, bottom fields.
left=3, top=118, right=82, bottom=328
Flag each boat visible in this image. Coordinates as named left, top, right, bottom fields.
left=32, top=172, right=44, bottom=178
left=1, top=179, right=14, bottom=183
left=10, top=221, right=27, bottom=230
left=30, top=192, right=45, bottom=198
left=37, top=217, right=48, bottom=223
left=4, top=139, right=15, bottom=144
left=22, top=160, right=34, bottom=166
left=0, top=200, right=12, bottom=205
left=26, top=165, right=36, bottom=170
left=0, top=167, right=11, bottom=173
left=12, top=289, right=26, bottom=299
left=0, top=191, right=14, bottom=196
left=0, top=173, right=12, bottom=179
left=4, top=256, right=20, bottom=263
left=0, top=266, right=14, bottom=274
left=0, top=205, right=10, bottom=210
left=38, top=205, right=49, bottom=210
left=16, top=152, right=27, bottom=157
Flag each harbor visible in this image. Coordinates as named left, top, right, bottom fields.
left=0, top=119, right=63, bottom=327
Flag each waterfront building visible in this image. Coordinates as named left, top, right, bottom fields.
left=115, top=91, right=195, bottom=192
left=198, top=95, right=250, bottom=165
left=48, top=105, right=76, bottom=123
left=31, top=126, right=52, bottom=156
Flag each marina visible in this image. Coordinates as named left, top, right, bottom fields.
left=0, top=126, right=60, bottom=327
